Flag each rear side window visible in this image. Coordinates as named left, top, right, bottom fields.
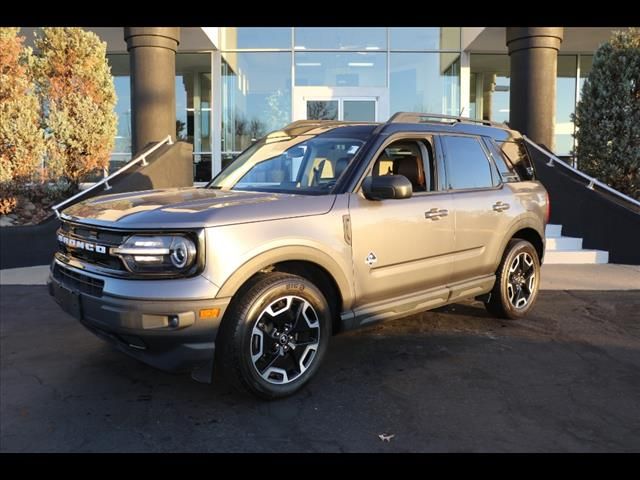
left=497, top=140, right=535, bottom=180
left=441, top=135, right=496, bottom=190
left=482, top=137, right=520, bottom=182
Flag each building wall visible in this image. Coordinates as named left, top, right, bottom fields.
left=103, top=27, right=617, bottom=182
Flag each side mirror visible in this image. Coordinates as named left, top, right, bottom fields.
left=362, top=175, right=412, bottom=200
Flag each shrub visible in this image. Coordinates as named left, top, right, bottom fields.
left=573, top=28, right=640, bottom=200
left=0, top=28, right=46, bottom=185
left=34, top=27, right=117, bottom=185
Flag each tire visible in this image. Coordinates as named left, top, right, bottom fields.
left=215, top=272, right=332, bottom=399
left=484, top=239, right=541, bottom=320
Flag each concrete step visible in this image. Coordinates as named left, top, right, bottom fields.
left=545, top=224, right=563, bottom=237
left=546, top=236, right=583, bottom=251
left=544, top=249, right=609, bottom=264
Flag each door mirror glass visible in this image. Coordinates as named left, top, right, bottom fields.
left=362, top=175, right=413, bottom=200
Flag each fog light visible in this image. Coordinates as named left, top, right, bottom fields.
left=169, top=316, right=179, bottom=328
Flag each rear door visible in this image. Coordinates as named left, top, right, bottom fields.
left=439, top=134, right=513, bottom=283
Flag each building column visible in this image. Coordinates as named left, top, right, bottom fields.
left=506, top=27, right=563, bottom=150
left=124, top=27, right=180, bottom=154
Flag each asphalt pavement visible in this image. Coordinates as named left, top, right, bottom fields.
left=1, top=285, right=639, bottom=452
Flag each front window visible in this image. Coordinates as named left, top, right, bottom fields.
left=209, top=128, right=372, bottom=195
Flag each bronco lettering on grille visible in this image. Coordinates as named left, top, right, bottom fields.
left=57, top=233, right=107, bottom=254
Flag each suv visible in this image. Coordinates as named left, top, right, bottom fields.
left=49, top=113, right=549, bottom=399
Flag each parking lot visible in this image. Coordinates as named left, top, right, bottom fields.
left=1, top=284, right=640, bottom=452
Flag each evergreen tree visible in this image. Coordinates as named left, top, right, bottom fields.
left=573, top=28, right=640, bottom=199
left=34, top=27, right=117, bottom=185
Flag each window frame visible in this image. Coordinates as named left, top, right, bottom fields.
left=354, top=132, right=445, bottom=197
left=438, top=133, right=504, bottom=193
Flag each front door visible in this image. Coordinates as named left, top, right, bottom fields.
left=293, top=86, right=389, bottom=122
left=348, top=136, right=455, bottom=307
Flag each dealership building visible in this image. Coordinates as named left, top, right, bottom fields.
left=22, top=27, right=621, bottom=182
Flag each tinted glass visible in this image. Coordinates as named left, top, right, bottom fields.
left=389, top=27, right=460, bottom=51
left=221, top=52, right=292, bottom=154
left=307, top=100, right=339, bottom=120
left=294, top=28, right=386, bottom=50
left=469, top=54, right=510, bottom=123
left=556, top=55, right=578, bottom=155
left=483, top=138, right=519, bottom=182
left=390, top=53, right=460, bottom=116
left=498, top=140, right=535, bottom=180
left=343, top=100, right=376, bottom=121
left=220, top=28, right=291, bottom=50
left=211, top=131, right=367, bottom=195
left=295, top=52, right=386, bottom=87
left=442, top=136, right=493, bottom=190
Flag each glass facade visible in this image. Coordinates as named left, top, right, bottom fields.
left=107, top=52, right=212, bottom=180
left=106, top=29, right=604, bottom=182
left=469, top=53, right=596, bottom=158
left=107, top=55, right=132, bottom=172
left=219, top=27, right=463, bottom=169
left=221, top=52, right=292, bottom=168
left=390, top=53, right=460, bottom=116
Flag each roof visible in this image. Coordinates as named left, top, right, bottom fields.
left=280, top=113, right=522, bottom=143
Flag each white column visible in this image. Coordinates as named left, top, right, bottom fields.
left=211, top=50, right=222, bottom=177
left=459, top=51, right=471, bottom=117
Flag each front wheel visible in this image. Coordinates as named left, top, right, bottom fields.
left=485, top=239, right=541, bottom=319
left=215, top=272, right=332, bottom=399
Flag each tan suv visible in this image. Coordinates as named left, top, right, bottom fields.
left=49, top=113, right=549, bottom=399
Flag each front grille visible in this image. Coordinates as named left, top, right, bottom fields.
left=57, top=221, right=126, bottom=271
left=53, top=263, right=105, bottom=297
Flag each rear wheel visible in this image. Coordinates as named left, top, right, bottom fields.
left=485, top=239, right=540, bottom=319
left=216, top=272, right=331, bottom=399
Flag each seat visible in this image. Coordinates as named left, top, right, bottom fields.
left=393, top=155, right=426, bottom=192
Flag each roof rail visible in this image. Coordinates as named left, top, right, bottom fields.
left=387, top=112, right=509, bottom=129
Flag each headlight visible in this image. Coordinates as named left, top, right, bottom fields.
left=112, top=234, right=197, bottom=275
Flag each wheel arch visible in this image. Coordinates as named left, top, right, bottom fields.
left=215, top=245, right=354, bottom=332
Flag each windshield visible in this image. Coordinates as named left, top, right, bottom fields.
left=208, top=128, right=370, bottom=195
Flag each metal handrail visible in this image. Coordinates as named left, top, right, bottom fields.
left=52, top=135, right=173, bottom=217
left=523, top=135, right=640, bottom=208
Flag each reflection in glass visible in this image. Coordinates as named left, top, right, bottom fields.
left=176, top=53, right=213, bottom=180
left=106, top=54, right=132, bottom=174
left=295, top=52, right=386, bottom=87
left=469, top=54, right=510, bottom=123
left=390, top=28, right=461, bottom=51
left=556, top=55, right=578, bottom=156
left=343, top=100, right=376, bottom=121
left=211, top=129, right=372, bottom=195
left=307, top=101, right=339, bottom=120
left=294, top=28, right=386, bottom=50
left=220, top=28, right=291, bottom=50
left=221, top=52, right=292, bottom=155
left=390, top=53, right=460, bottom=116
left=441, top=136, right=494, bottom=189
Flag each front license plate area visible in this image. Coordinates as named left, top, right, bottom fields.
left=58, top=284, right=83, bottom=320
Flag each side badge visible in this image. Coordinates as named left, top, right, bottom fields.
left=365, top=252, right=378, bottom=267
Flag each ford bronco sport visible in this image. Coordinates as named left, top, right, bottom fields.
left=49, top=113, right=549, bottom=399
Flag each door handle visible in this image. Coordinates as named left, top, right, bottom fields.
left=425, top=208, right=449, bottom=220
left=493, top=201, right=510, bottom=212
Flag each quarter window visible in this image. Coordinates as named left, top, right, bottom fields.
left=442, top=136, right=495, bottom=190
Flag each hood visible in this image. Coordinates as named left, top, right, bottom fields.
left=61, top=187, right=336, bottom=229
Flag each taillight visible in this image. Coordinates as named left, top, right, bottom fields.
left=545, top=191, right=551, bottom=224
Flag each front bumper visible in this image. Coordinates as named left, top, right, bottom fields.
left=48, top=262, right=231, bottom=383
